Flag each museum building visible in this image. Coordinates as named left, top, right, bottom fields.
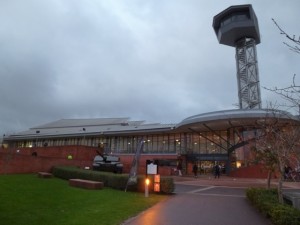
left=2, top=109, right=298, bottom=177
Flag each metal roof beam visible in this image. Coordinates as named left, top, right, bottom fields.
left=188, top=128, right=227, bottom=151
left=203, top=123, right=230, bottom=145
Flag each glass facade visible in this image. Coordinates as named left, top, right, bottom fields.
left=13, top=128, right=255, bottom=166
left=8, top=125, right=265, bottom=173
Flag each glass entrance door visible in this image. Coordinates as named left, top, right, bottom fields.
left=199, top=161, right=227, bottom=175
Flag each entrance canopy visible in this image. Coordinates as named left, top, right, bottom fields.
left=175, top=109, right=299, bottom=132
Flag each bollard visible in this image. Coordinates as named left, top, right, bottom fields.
left=145, top=178, right=150, bottom=197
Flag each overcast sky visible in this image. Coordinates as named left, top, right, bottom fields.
left=1, top=0, right=299, bottom=135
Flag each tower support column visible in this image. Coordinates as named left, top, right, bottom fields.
left=235, top=37, right=261, bottom=109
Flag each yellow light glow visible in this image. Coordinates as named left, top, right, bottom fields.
left=145, top=178, right=150, bottom=186
left=236, top=161, right=242, bottom=168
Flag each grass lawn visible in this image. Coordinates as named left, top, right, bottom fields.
left=0, top=174, right=169, bottom=225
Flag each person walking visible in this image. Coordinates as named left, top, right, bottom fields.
left=177, top=162, right=182, bottom=176
left=214, top=164, right=220, bottom=179
left=192, top=163, right=198, bottom=178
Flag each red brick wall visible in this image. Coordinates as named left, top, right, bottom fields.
left=229, top=164, right=279, bottom=179
left=0, top=146, right=98, bottom=174
left=0, top=146, right=178, bottom=175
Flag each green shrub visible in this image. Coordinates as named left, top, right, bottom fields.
left=52, top=166, right=128, bottom=189
left=269, top=204, right=300, bottom=225
left=52, top=166, right=174, bottom=194
left=246, top=188, right=300, bottom=225
left=160, top=177, right=175, bottom=194
left=246, top=188, right=278, bottom=216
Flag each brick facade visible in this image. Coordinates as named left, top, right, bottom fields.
left=0, top=146, right=272, bottom=178
left=0, top=146, right=98, bottom=174
left=229, top=164, right=279, bottom=179
left=0, top=146, right=178, bottom=175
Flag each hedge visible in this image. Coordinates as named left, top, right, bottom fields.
left=51, top=166, right=174, bottom=194
left=246, top=188, right=300, bottom=225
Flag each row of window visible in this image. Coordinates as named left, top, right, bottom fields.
left=15, top=130, right=244, bottom=156
left=220, top=11, right=250, bottom=27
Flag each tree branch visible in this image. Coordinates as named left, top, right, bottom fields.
left=272, top=18, right=300, bottom=54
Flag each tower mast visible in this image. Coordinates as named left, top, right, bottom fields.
left=213, top=5, right=262, bottom=109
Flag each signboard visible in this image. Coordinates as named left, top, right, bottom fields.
left=154, top=183, right=160, bottom=192
left=154, top=174, right=160, bottom=183
left=147, top=163, right=157, bottom=175
left=154, top=174, right=160, bottom=192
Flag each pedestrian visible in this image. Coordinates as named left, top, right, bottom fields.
left=284, top=165, right=292, bottom=180
left=214, top=164, right=220, bottom=179
left=193, top=163, right=198, bottom=178
left=177, top=162, right=182, bottom=176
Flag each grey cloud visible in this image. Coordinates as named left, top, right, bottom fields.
left=1, top=0, right=300, bottom=135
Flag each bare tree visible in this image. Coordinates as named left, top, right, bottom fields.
left=264, top=20, right=300, bottom=114
left=258, top=20, right=300, bottom=202
left=253, top=110, right=300, bottom=203
left=251, top=144, right=277, bottom=189
left=264, top=74, right=300, bottom=114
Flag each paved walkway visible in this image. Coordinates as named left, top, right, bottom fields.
left=122, top=176, right=300, bottom=225
left=173, top=175, right=300, bottom=189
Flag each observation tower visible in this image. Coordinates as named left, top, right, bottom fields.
left=213, top=4, right=262, bottom=109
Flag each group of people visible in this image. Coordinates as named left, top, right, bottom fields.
left=177, top=162, right=222, bottom=178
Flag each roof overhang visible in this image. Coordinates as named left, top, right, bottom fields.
left=175, top=109, right=300, bottom=132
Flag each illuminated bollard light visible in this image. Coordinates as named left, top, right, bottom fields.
left=145, top=178, right=150, bottom=197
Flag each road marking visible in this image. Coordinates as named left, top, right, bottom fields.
left=188, top=186, right=215, bottom=193
left=183, top=186, right=246, bottom=198
left=193, top=193, right=246, bottom=198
